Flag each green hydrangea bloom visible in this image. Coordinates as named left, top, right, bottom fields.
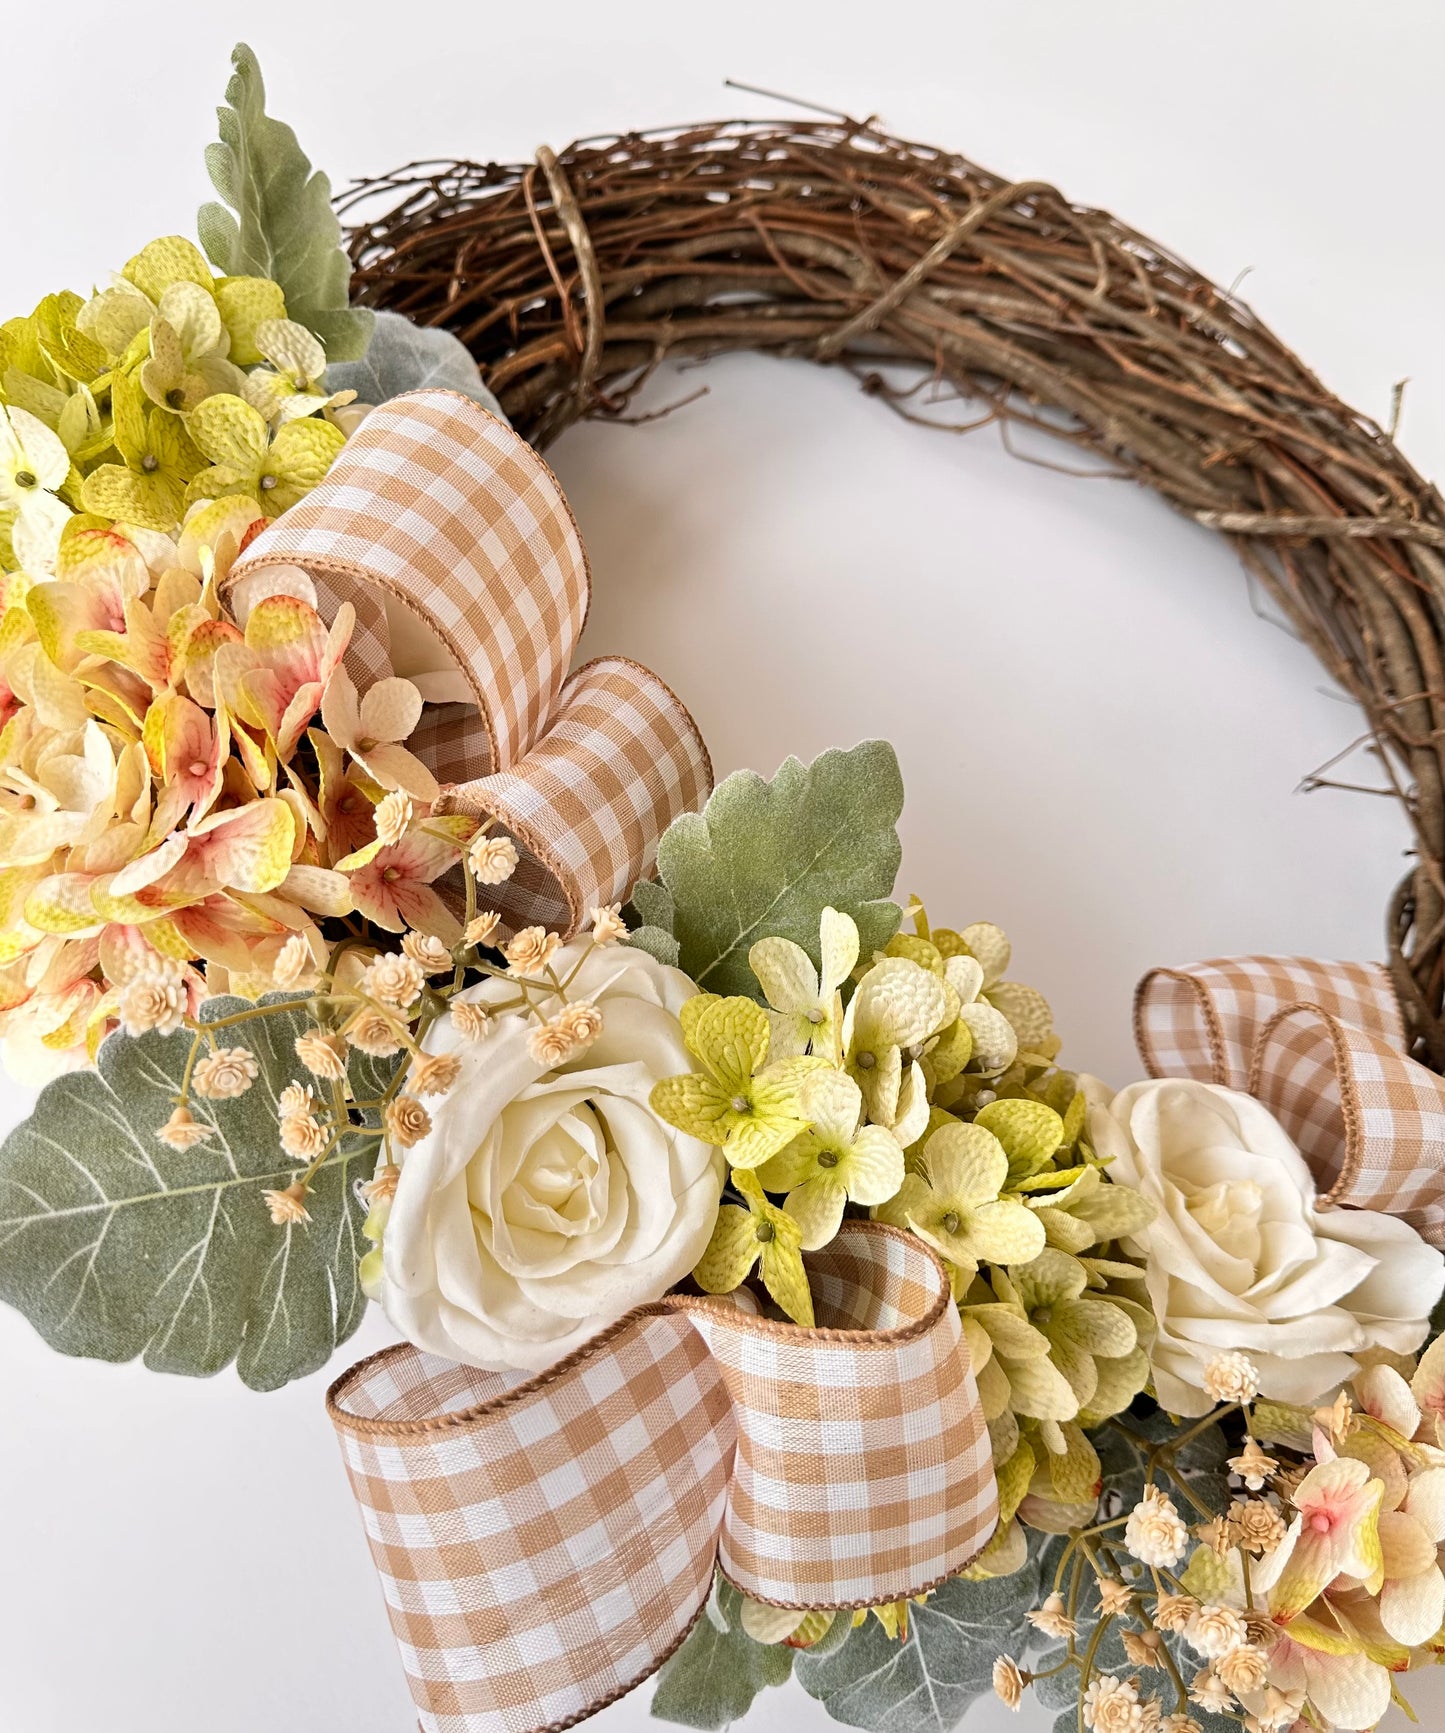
left=650, top=995, right=825, bottom=1169
left=693, top=1169, right=814, bottom=1327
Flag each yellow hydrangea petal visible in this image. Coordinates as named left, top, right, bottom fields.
left=883, top=932, right=944, bottom=975
left=959, top=921, right=1010, bottom=988
left=267, top=416, right=345, bottom=510
left=124, top=237, right=214, bottom=303
left=216, top=277, right=287, bottom=366
left=726, top=1113, right=809, bottom=1171
left=842, top=1125, right=906, bottom=1207
left=967, top=1198, right=1047, bottom=1265
left=749, top=934, right=818, bottom=1016
left=186, top=393, right=269, bottom=473
left=975, top=1098, right=1064, bottom=1185
left=693, top=1203, right=760, bottom=1293
left=987, top=980, right=1055, bottom=1049
left=852, top=956, right=949, bottom=1048
left=156, top=282, right=225, bottom=364
left=921, top=1120, right=1008, bottom=1205
left=255, top=316, right=326, bottom=384
left=678, top=991, right=719, bottom=1057
left=784, top=1174, right=847, bottom=1251
left=818, top=906, right=860, bottom=993
left=693, top=995, right=771, bottom=1092
left=649, top=1073, right=735, bottom=1145
left=925, top=1015, right=973, bottom=1085
left=958, top=1001, right=1018, bottom=1074
left=75, top=285, right=153, bottom=359
left=759, top=1231, right=814, bottom=1327
left=995, top=1438, right=1037, bottom=1528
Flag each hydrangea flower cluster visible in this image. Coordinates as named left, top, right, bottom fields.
left=0, top=234, right=406, bottom=1079
left=995, top=1344, right=1445, bottom=1733
left=652, top=906, right=1159, bottom=1578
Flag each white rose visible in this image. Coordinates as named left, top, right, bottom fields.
left=378, top=940, right=725, bottom=1372
left=1082, top=1076, right=1444, bottom=1416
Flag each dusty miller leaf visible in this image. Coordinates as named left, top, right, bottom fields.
left=626, top=927, right=682, bottom=967
left=199, top=43, right=372, bottom=361
left=656, top=740, right=904, bottom=997
left=628, top=878, right=676, bottom=934
left=650, top=1581, right=793, bottom=1729
left=0, top=996, right=385, bottom=1391
left=793, top=1534, right=1046, bottom=1733
left=324, top=310, right=503, bottom=417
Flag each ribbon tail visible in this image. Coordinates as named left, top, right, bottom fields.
left=434, top=656, right=712, bottom=935
left=1248, top=1003, right=1445, bottom=1246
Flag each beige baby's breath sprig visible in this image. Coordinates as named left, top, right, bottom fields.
left=296, top=1028, right=348, bottom=1080
left=262, top=1182, right=311, bottom=1226
left=464, top=911, right=502, bottom=949
left=469, top=833, right=519, bottom=885
left=192, top=1046, right=260, bottom=1099
left=406, top=1053, right=462, bottom=1097
left=385, top=1097, right=431, bottom=1148
left=504, top=926, right=561, bottom=977
left=590, top=903, right=627, bottom=945
left=402, top=932, right=453, bottom=974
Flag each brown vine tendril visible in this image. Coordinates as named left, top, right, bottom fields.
left=335, top=116, right=1444, bottom=1066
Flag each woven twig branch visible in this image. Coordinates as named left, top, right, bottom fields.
left=337, top=117, right=1445, bottom=1066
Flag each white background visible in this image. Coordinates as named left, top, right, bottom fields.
left=0, top=3, right=1441, bottom=1730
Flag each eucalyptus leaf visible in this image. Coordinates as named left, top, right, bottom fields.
left=656, top=740, right=904, bottom=997
left=199, top=43, right=372, bottom=361
left=324, top=310, right=503, bottom=418
left=0, top=996, right=385, bottom=1391
left=794, top=1538, right=1045, bottom=1733
left=650, top=1581, right=793, bottom=1729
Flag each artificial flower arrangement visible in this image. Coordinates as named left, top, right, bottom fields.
left=1, top=44, right=1441, bottom=1733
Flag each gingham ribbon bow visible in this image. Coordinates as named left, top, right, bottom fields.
left=327, top=1223, right=997, bottom=1733
left=1135, top=955, right=1444, bottom=1246
left=227, top=389, right=712, bottom=936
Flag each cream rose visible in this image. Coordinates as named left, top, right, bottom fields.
left=378, top=941, right=725, bottom=1372
left=1082, top=1076, right=1444, bottom=1415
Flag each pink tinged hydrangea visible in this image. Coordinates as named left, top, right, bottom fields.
left=1257, top=1456, right=1385, bottom=1622
left=1262, top=1619, right=1394, bottom=1733
left=173, top=798, right=297, bottom=897
left=1373, top=1467, right=1445, bottom=1646
left=342, top=821, right=473, bottom=943
left=309, top=728, right=380, bottom=864
left=216, top=595, right=354, bottom=762
left=319, top=665, right=439, bottom=802
left=150, top=691, right=227, bottom=818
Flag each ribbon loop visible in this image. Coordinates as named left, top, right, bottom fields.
left=226, top=389, right=711, bottom=934
left=1136, top=954, right=1443, bottom=1245
left=327, top=1223, right=996, bottom=1733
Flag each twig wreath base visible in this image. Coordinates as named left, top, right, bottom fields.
left=337, top=116, right=1445, bottom=1067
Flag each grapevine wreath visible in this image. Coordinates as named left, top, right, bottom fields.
left=1, top=42, right=1443, bottom=1733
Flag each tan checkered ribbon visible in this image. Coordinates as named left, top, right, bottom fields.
left=1135, top=955, right=1444, bottom=1245
left=327, top=1223, right=996, bottom=1733
left=226, top=390, right=712, bottom=934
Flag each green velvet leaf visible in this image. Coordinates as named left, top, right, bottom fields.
left=656, top=740, right=903, bottom=998
left=199, top=43, right=372, bottom=361
left=324, top=311, right=503, bottom=417
left=650, top=1582, right=793, bottom=1729
left=626, top=926, right=682, bottom=967
left=628, top=877, right=676, bottom=935
left=0, top=996, right=386, bottom=1390
left=793, top=1533, right=1046, bottom=1733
